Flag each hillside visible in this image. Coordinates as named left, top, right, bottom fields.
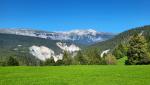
left=0, top=33, right=79, bottom=65
left=87, top=25, right=150, bottom=52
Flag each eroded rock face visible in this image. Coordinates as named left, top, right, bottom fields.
left=29, top=42, right=80, bottom=62
left=29, top=45, right=64, bottom=62
left=56, top=42, right=80, bottom=53
left=100, top=49, right=110, bottom=57
left=29, top=46, right=55, bottom=61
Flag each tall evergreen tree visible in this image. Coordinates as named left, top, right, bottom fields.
left=126, top=34, right=150, bottom=65
left=55, top=60, right=63, bottom=66
left=113, top=44, right=128, bottom=59
left=75, top=51, right=86, bottom=65
left=87, top=49, right=101, bottom=64
left=44, top=57, right=55, bottom=66
left=62, top=51, right=72, bottom=65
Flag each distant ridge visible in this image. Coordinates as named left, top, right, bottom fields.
left=0, top=28, right=114, bottom=45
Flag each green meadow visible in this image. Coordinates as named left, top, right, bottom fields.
left=0, top=65, right=150, bottom=85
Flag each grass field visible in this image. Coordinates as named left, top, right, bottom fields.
left=0, top=65, right=150, bottom=85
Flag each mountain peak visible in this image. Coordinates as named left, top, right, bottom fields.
left=62, top=29, right=97, bottom=36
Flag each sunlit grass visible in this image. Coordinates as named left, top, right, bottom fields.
left=0, top=65, right=150, bottom=85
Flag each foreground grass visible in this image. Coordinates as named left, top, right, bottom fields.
left=0, top=65, right=150, bottom=85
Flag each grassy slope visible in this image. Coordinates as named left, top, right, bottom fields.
left=0, top=65, right=150, bottom=85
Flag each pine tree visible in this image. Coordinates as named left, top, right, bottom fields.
left=62, top=51, right=72, bottom=65
left=113, top=44, right=128, bottom=59
left=126, top=34, right=150, bottom=65
left=44, top=57, right=55, bottom=66
left=55, top=60, right=63, bottom=66
left=87, top=49, right=101, bottom=64
left=75, top=51, right=86, bottom=65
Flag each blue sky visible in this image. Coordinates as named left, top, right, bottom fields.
left=0, top=0, right=150, bottom=33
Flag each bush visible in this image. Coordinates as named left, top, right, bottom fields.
left=6, top=56, right=19, bottom=66
left=0, top=61, right=6, bottom=66
left=103, top=53, right=117, bottom=65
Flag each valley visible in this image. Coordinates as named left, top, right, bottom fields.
left=0, top=0, right=150, bottom=84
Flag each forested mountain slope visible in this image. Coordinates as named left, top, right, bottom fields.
left=87, top=25, right=150, bottom=52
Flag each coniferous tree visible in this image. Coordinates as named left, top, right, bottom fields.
left=62, top=51, right=72, bottom=65
left=113, top=49, right=123, bottom=59
left=126, top=34, right=150, bottom=65
left=44, top=57, right=55, bottom=66
left=39, top=60, right=44, bottom=66
left=75, top=51, right=86, bottom=65
left=55, top=60, right=63, bottom=66
left=113, top=44, right=128, bottom=59
left=87, top=49, right=101, bottom=64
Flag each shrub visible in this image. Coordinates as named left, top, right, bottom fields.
left=103, top=53, right=117, bottom=65
left=6, top=56, right=19, bottom=66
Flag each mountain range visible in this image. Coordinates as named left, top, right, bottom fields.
left=0, top=28, right=114, bottom=45
left=0, top=28, right=114, bottom=65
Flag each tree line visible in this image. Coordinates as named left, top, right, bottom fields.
left=0, top=50, right=117, bottom=66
